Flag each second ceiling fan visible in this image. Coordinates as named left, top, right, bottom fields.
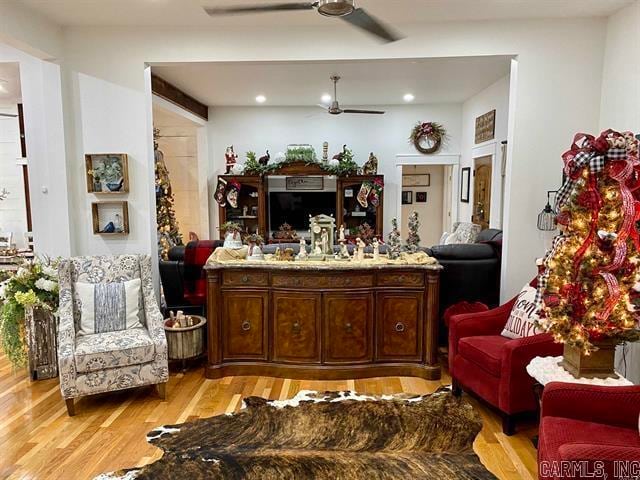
left=204, top=0, right=403, bottom=43
left=320, top=75, right=384, bottom=116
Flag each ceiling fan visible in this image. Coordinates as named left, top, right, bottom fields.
left=203, top=0, right=402, bottom=43
left=0, top=113, right=17, bottom=118
left=318, top=75, right=384, bottom=116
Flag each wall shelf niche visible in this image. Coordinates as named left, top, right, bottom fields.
left=91, top=201, right=130, bottom=235
left=85, top=153, right=130, bottom=194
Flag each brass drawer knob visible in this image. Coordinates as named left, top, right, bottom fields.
left=241, top=321, right=251, bottom=331
left=292, top=322, right=301, bottom=333
left=345, top=322, right=353, bottom=332
left=395, top=322, right=405, bottom=332
left=241, top=275, right=249, bottom=284
left=293, top=278, right=301, bottom=286
left=345, top=278, right=352, bottom=285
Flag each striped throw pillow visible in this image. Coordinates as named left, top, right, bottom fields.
left=75, top=279, right=142, bottom=336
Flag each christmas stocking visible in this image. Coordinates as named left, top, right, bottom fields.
left=357, top=181, right=372, bottom=208
left=368, top=178, right=384, bottom=207
left=226, top=179, right=241, bottom=208
left=214, top=178, right=227, bottom=207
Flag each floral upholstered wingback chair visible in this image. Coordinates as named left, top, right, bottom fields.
left=57, top=255, right=168, bottom=416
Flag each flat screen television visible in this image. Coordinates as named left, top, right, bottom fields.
left=269, top=192, right=336, bottom=231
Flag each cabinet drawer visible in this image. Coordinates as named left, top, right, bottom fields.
left=376, top=292, right=423, bottom=361
left=272, top=274, right=374, bottom=289
left=377, top=272, right=424, bottom=287
left=273, top=292, right=321, bottom=363
left=223, top=271, right=269, bottom=287
left=323, top=293, right=373, bottom=364
left=222, top=291, right=268, bottom=360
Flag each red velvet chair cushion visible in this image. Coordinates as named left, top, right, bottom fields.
left=539, top=417, right=640, bottom=462
left=539, top=416, right=640, bottom=480
left=457, top=335, right=509, bottom=377
left=443, top=301, right=489, bottom=327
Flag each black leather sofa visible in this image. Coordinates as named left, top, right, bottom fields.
left=425, top=228, right=503, bottom=344
left=159, top=230, right=502, bottom=343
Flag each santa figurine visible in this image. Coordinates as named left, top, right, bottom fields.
left=225, top=145, right=238, bottom=174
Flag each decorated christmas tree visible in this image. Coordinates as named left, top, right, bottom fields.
left=406, top=211, right=421, bottom=253
left=387, top=218, right=401, bottom=259
left=154, top=129, right=183, bottom=259
left=537, top=130, right=640, bottom=354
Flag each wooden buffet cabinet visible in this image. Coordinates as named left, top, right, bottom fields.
left=205, top=262, right=441, bottom=380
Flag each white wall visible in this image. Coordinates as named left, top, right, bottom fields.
left=0, top=1, right=62, bottom=60
left=459, top=75, right=510, bottom=226
left=599, top=0, right=640, bottom=384
left=66, top=72, right=154, bottom=257
left=207, top=104, right=462, bottom=239
left=600, top=1, right=640, bottom=133
left=49, top=16, right=607, bottom=297
left=0, top=44, right=71, bottom=257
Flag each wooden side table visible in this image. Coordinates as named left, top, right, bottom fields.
left=163, top=315, right=207, bottom=372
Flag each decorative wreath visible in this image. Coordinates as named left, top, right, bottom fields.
left=410, top=122, right=447, bottom=154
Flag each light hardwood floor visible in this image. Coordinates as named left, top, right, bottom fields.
left=0, top=353, right=538, bottom=480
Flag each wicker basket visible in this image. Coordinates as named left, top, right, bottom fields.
left=163, top=315, right=207, bottom=370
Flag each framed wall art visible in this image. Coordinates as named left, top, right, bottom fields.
left=402, top=174, right=431, bottom=187
left=401, top=191, right=413, bottom=205
left=460, top=167, right=471, bottom=203
left=416, top=191, right=427, bottom=203
left=475, top=110, right=496, bottom=144
left=85, top=153, right=129, bottom=193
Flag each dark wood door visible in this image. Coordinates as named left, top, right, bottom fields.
left=222, top=290, right=268, bottom=360
left=323, top=292, right=373, bottom=364
left=376, top=292, right=423, bottom=361
left=272, top=292, right=321, bottom=363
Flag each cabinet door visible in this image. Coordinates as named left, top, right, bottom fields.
left=273, top=292, right=321, bottom=363
left=222, top=290, right=268, bottom=360
left=376, top=292, right=423, bottom=362
left=323, top=292, right=373, bottom=364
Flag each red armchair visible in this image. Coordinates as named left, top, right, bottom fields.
left=449, top=295, right=563, bottom=435
left=539, top=382, right=640, bottom=480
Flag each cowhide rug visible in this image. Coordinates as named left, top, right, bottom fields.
left=97, top=388, right=496, bottom=480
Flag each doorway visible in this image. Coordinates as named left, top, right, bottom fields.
left=472, top=155, right=492, bottom=230
left=0, top=62, right=31, bottom=252
left=152, top=98, right=209, bottom=251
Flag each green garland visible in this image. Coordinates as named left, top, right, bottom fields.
left=242, top=147, right=358, bottom=177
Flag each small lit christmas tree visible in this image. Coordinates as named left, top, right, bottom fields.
left=537, top=130, right=640, bottom=354
left=155, top=128, right=183, bottom=259
left=406, top=211, right=421, bottom=253
left=387, top=218, right=401, bottom=259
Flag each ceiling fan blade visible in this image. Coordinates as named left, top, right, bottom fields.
left=204, top=2, right=317, bottom=15
left=316, top=103, right=329, bottom=109
left=342, top=109, right=385, bottom=115
left=341, top=8, right=403, bottom=43
left=0, top=113, right=17, bottom=118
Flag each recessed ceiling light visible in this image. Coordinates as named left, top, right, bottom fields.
left=403, top=93, right=415, bottom=102
left=321, top=93, right=332, bottom=103
left=255, top=95, right=266, bottom=104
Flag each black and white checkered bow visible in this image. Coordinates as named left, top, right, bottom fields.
left=554, top=150, right=607, bottom=211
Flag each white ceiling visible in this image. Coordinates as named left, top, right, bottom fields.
left=0, top=63, right=21, bottom=103
left=20, top=0, right=633, bottom=28
left=152, top=56, right=512, bottom=107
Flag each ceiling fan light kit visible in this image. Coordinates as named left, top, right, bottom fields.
left=317, top=0, right=355, bottom=17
